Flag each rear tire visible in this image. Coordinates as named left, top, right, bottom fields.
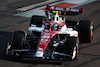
left=12, top=31, right=26, bottom=49
left=30, top=15, right=44, bottom=27
left=78, top=20, right=94, bottom=43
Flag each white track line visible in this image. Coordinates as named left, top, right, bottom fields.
left=16, top=0, right=59, bottom=12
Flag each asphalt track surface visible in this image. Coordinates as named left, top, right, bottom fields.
left=0, top=0, right=100, bottom=67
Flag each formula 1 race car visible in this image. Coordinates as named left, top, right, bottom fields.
left=6, top=5, right=94, bottom=61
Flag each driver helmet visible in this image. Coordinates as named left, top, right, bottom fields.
left=51, top=13, right=62, bottom=31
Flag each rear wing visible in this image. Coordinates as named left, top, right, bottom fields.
left=45, top=5, right=84, bottom=15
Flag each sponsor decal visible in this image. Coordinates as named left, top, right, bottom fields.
left=50, top=6, right=55, bottom=10
left=35, top=51, right=43, bottom=57
left=65, top=8, right=79, bottom=12
left=55, top=7, right=64, bottom=11
left=52, top=11, right=61, bottom=13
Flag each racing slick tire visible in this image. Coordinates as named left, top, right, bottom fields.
left=65, top=37, right=79, bottom=60
left=78, top=20, right=94, bottom=43
left=12, top=31, right=26, bottom=49
left=30, top=15, right=44, bottom=27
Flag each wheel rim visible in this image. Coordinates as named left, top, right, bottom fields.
left=90, top=22, right=94, bottom=42
left=72, top=38, right=79, bottom=60
left=72, top=46, right=76, bottom=59
left=76, top=45, right=79, bottom=58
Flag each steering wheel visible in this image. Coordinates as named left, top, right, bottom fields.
left=49, top=22, right=64, bottom=32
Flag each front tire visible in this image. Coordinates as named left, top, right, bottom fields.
left=12, top=31, right=26, bottom=49
left=65, top=37, right=79, bottom=60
